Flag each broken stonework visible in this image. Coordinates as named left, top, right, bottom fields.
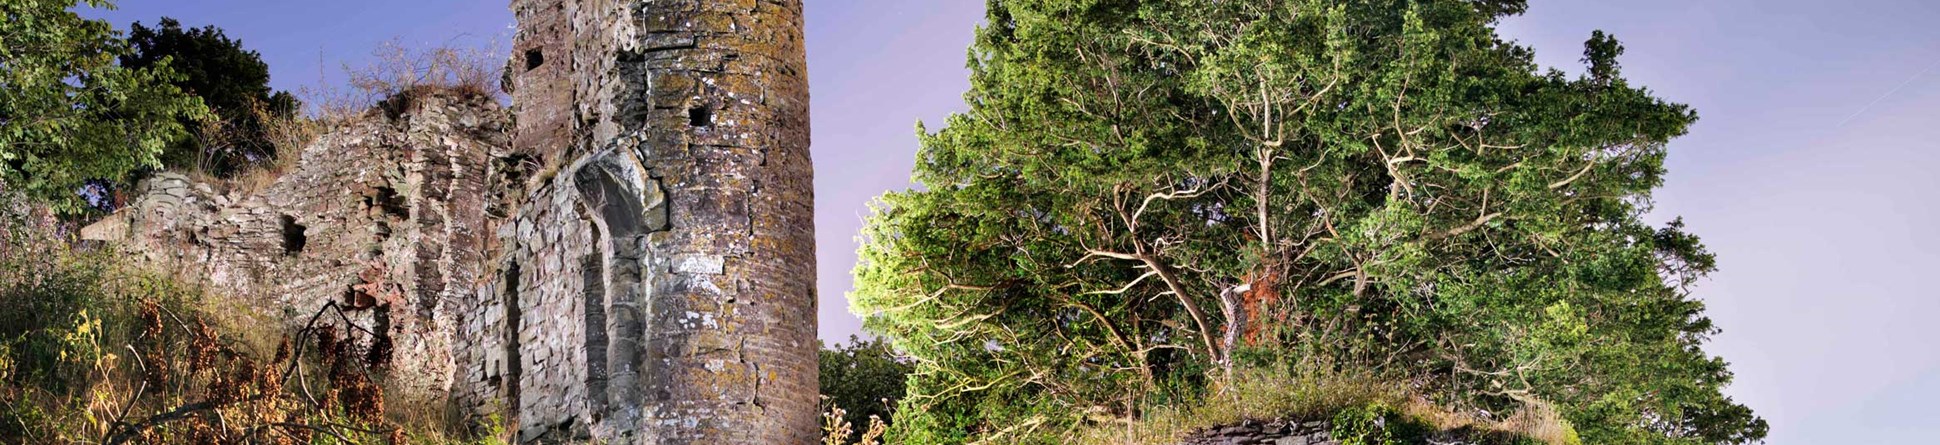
left=87, top=1, right=817, bottom=443
left=1178, top=419, right=1497, bottom=445
left=83, top=93, right=512, bottom=403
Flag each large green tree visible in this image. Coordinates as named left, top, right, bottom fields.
left=0, top=0, right=210, bottom=211
left=0, top=0, right=208, bottom=211
left=852, top=0, right=1764, bottom=443
left=122, top=17, right=299, bottom=177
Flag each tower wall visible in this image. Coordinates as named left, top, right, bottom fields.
left=484, top=0, right=817, bottom=442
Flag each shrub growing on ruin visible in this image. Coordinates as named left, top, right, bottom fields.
left=304, top=39, right=508, bottom=122
left=122, top=17, right=303, bottom=178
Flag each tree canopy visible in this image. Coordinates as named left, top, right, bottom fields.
left=851, top=0, right=1764, bottom=443
left=0, top=0, right=209, bottom=211
left=122, top=17, right=298, bottom=177
left=820, top=335, right=914, bottom=433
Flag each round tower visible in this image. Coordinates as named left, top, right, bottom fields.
left=491, top=0, right=816, bottom=442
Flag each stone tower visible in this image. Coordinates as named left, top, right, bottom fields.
left=469, top=0, right=818, bottom=442
left=77, top=0, right=818, bottom=442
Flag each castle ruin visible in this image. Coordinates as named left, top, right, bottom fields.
left=82, top=0, right=817, bottom=443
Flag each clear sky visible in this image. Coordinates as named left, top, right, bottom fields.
left=83, top=1, right=1940, bottom=443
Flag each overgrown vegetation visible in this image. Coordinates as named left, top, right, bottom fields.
left=1, top=0, right=505, bottom=213
left=191, top=102, right=317, bottom=199
left=853, top=0, right=1764, bottom=443
left=193, top=37, right=506, bottom=200
left=1069, top=365, right=1576, bottom=445
left=821, top=402, right=888, bottom=445
left=0, top=0, right=321, bottom=213
left=301, top=39, right=506, bottom=123
left=122, top=17, right=302, bottom=178
left=820, top=336, right=912, bottom=434
left=1, top=4, right=514, bottom=440
left=0, top=185, right=502, bottom=444
left=0, top=0, right=210, bottom=213
left=172, top=35, right=508, bottom=201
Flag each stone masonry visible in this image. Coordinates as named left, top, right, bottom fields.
left=1178, top=419, right=1494, bottom=445
left=81, top=94, right=509, bottom=402
left=472, top=0, right=816, bottom=442
left=84, top=0, right=818, bottom=443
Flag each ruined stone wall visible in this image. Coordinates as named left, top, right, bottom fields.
left=1181, top=420, right=1350, bottom=445
left=479, top=0, right=819, bottom=442
left=1178, top=419, right=1498, bottom=445
left=81, top=94, right=513, bottom=402
left=86, top=1, right=817, bottom=442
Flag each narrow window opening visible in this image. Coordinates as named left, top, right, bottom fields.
left=500, top=262, right=522, bottom=419
left=688, top=105, right=712, bottom=127
left=280, top=215, right=306, bottom=255
left=524, top=49, right=544, bottom=71
left=581, top=250, right=608, bottom=410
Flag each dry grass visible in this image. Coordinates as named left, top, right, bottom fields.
left=822, top=398, right=887, bottom=445
left=191, top=101, right=317, bottom=198
left=1073, top=368, right=1408, bottom=445
left=1402, top=396, right=1582, bottom=445
left=0, top=201, right=504, bottom=444
left=1067, top=366, right=1581, bottom=445
left=303, top=38, right=507, bottom=123
left=192, top=37, right=507, bottom=198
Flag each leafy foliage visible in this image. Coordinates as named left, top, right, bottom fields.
left=1331, top=402, right=1419, bottom=445
left=820, top=336, right=913, bottom=432
left=0, top=0, right=210, bottom=212
left=122, top=17, right=301, bottom=177
left=851, top=0, right=1764, bottom=443
left=0, top=199, right=120, bottom=398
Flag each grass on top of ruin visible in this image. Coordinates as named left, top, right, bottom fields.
left=175, top=38, right=510, bottom=201
left=304, top=39, right=507, bottom=124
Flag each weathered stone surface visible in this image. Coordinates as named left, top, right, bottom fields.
left=480, top=0, right=818, bottom=443
left=89, top=1, right=816, bottom=443
left=82, top=94, right=512, bottom=403
left=1179, top=420, right=1339, bottom=445
left=1177, top=419, right=1494, bottom=445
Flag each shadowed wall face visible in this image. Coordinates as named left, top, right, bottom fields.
left=489, top=0, right=817, bottom=442
left=77, top=95, right=510, bottom=410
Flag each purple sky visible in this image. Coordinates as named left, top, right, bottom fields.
left=83, top=1, right=1940, bottom=443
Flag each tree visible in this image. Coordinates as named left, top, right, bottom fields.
left=820, top=335, right=913, bottom=432
left=851, top=1, right=1765, bottom=443
left=0, top=0, right=209, bottom=212
left=122, top=17, right=299, bottom=177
